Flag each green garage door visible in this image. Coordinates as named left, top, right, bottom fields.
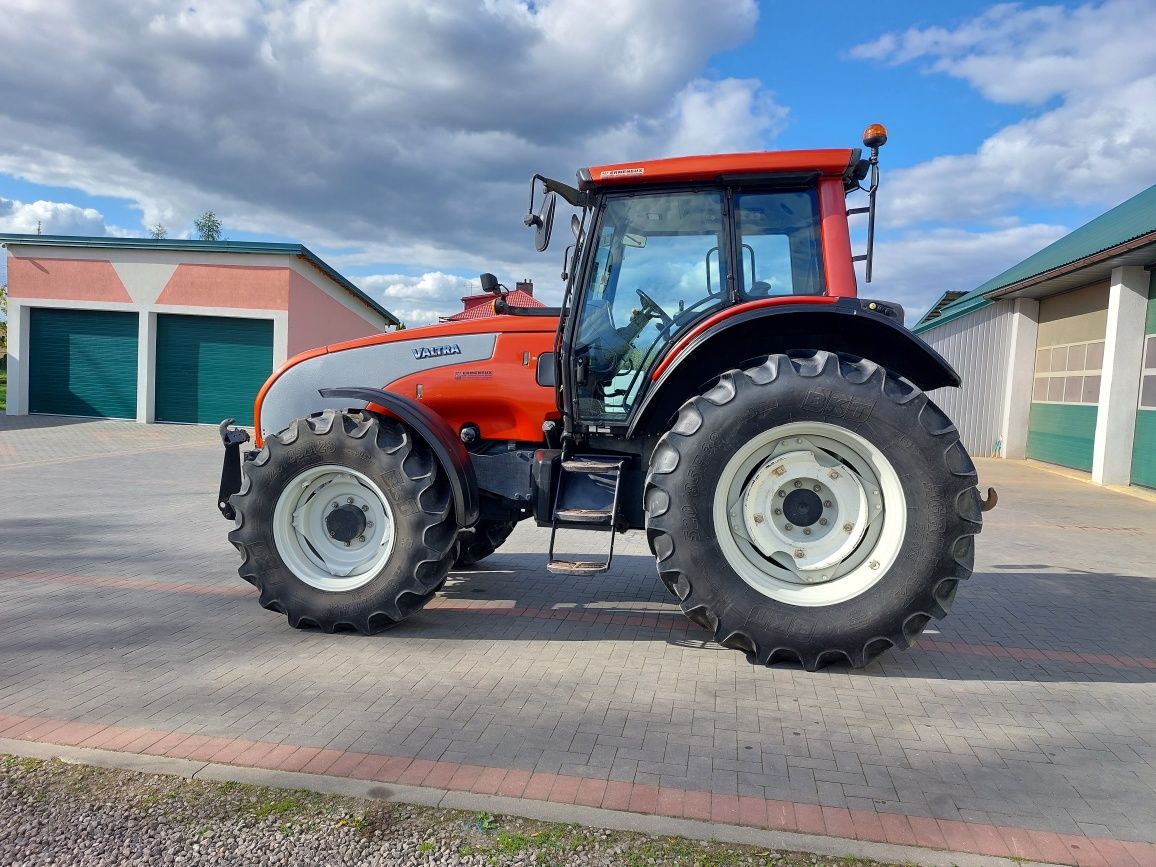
left=155, top=315, right=273, bottom=426
left=1132, top=277, right=1156, bottom=489
left=29, top=308, right=139, bottom=419
left=1028, top=286, right=1107, bottom=472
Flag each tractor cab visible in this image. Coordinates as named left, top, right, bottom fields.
left=524, top=135, right=883, bottom=441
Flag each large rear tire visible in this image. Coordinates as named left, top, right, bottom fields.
left=228, top=409, right=456, bottom=634
left=454, top=520, right=517, bottom=568
left=644, top=352, right=981, bottom=670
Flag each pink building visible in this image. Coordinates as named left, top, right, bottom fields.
left=1, top=235, right=398, bottom=425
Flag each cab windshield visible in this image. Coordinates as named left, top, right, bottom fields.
left=573, top=187, right=824, bottom=419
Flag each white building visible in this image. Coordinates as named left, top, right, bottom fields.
left=914, top=185, right=1156, bottom=491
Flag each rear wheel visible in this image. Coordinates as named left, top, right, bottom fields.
left=454, top=519, right=517, bottom=568
left=228, top=409, right=456, bottom=633
left=644, top=351, right=982, bottom=670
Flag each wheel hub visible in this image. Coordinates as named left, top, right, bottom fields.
left=325, top=503, right=367, bottom=544
left=741, top=448, right=871, bottom=582
left=782, top=488, right=823, bottom=526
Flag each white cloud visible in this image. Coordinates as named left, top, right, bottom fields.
left=0, top=0, right=777, bottom=271
left=853, top=0, right=1156, bottom=227
left=862, top=222, right=1069, bottom=322
left=358, top=271, right=484, bottom=326
left=0, top=197, right=119, bottom=236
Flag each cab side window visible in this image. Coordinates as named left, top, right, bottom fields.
left=735, top=190, right=825, bottom=297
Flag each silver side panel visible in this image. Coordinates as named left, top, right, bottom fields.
left=260, top=334, right=498, bottom=439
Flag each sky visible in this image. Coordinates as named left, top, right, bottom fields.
left=2, top=0, right=1155, bottom=325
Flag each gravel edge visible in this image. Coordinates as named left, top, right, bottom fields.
left=1, top=740, right=1059, bottom=867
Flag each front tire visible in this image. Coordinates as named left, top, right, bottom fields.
left=644, top=352, right=981, bottom=670
left=454, top=519, right=517, bottom=568
left=228, top=409, right=457, bottom=634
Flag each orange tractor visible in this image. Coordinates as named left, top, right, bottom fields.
left=219, top=125, right=992, bottom=670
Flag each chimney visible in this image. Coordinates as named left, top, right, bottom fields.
left=516, top=278, right=533, bottom=297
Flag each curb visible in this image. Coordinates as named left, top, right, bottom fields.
left=1, top=737, right=1063, bottom=867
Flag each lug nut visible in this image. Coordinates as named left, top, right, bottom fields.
left=813, top=484, right=821, bottom=492
left=785, top=523, right=793, bottom=531
left=361, top=504, right=369, bottom=512
left=794, top=549, right=805, bottom=558
left=346, top=497, right=354, bottom=504
left=803, top=528, right=811, bottom=535
left=843, top=522, right=853, bottom=532
left=753, top=514, right=764, bottom=524
left=868, top=559, right=880, bottom=570
left=366, top=521, right=374, bottom=528
left=329, top=531, right=337, bottom=538
left=829, top=470, right=840, bottom=480
left=793, top=480, right=801, bottom=488
left=824, top=500, right=832, bottom=508
left=819, top=518, right=828, bottom=526
left=777, top=490, right=786, bottom=498
left=773, top=508, right=781, bottom=515
left=358, top=535, right=365, bottom=542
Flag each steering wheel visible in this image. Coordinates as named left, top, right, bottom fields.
left=636, top=289, right=675, bottom=333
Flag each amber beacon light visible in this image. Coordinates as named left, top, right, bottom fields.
left=862, top=123, right=888, bottom=149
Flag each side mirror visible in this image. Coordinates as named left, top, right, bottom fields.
left=532, top=192, right=557, bottom=252
left=525, top=190, right=556, bottom=252
left=571, top=213, right=581, bottom=240
left=479, top=273, right=501, bottom=295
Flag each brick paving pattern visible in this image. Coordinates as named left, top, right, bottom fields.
left=1, top=415, right=1155, bottom=865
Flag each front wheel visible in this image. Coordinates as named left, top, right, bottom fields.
left=228, top=409, right=457, bottom=633
left=644, top=352, right=982, bottom=670
left=453, top=519, right=517, bottom=568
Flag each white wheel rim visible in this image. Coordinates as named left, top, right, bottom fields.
left=712, top=421, right=906, bottom=607
left=272, top=465, right=396, bottom=592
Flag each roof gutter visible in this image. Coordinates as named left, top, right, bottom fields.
left=987, top=228, right=1156, bottom=299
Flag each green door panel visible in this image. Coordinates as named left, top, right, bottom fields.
left=1026, top=403, right=1097, bottom=471
left=155, top=315, right=273, bottom=426
left=1133, top=411, right=1156, bottom=490
left=29, top=308, right=139, bottom=419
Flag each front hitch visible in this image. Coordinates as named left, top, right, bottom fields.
left=981, top=487, right=998, bottom=512
left=218, top=418, right=251, bottom=520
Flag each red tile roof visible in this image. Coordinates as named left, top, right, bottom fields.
left=444, top=289, right=544, bottom=321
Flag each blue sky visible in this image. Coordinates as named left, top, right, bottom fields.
left=2, top=0, right=1154, bottom=323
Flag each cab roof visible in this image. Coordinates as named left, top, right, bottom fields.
left=581, top=148, right=860, bottom=190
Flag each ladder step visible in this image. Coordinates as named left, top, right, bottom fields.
left=554, top=507, right=615, bottom=525
left=561, top=458, right=624, bottom=473
left=547, top=559, right=611, bottom=576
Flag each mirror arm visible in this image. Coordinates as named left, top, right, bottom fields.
left=529, top=173, right=590, bottom=209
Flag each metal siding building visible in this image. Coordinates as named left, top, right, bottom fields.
left=914, top=184, right=1156, bottom=491
left=924, top=300, right=1014, bottom=457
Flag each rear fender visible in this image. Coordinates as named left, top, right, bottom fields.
left=319, top=387, right=480, bottom=528
left=627, top=300, right=960, bottom=438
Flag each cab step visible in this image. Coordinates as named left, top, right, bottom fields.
left=553, top=506, right=615, bottom=525
left=547, top=455, right=627, bottom=575
left=546, top=559, right=611, bottom=576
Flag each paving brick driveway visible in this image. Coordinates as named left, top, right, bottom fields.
left=1, top=415, right=1155, bottom=864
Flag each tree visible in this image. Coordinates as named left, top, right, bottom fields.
left=194, top=211, right=222, bottom=241
left=149, top=224, right=167, bottom=239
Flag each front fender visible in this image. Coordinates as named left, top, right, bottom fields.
left=320, top=387, right=480, bottom=528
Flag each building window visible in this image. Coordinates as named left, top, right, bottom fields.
left=1033, top=339, right=1104, bottom=405
left=1140, top=334, right=1156, bottom=410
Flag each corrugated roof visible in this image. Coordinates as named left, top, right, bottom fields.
left=914, top=183, right=1156, bottom=334
left=0, top=233, right=400, bottom=327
